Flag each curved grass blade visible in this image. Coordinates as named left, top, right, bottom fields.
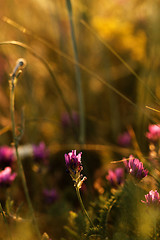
left=1, top=17, right=137, bottom=107
left=0, top=40, right=78, bottom=139
left=1, top=19, right=158, bottom=124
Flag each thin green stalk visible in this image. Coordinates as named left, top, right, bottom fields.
left=66, top=0, right=85, bottom=144
left=9, top=70, right=41, bottom=240
left=0, top=203, right=12, bottom=240
left=154, top=219, right=157, bottom=240
left=75, top=187, right=94, bottom=227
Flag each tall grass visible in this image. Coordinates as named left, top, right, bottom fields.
left=0, top=0, right=159, bottom=239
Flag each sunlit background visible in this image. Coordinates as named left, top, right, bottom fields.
left=0, top=0, right=160, bottom=239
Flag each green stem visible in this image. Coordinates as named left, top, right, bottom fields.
left=0, top=203, right=12, bottom=240
left=9, top=75, right=41, bottom=240
left=66, top=0, right=85, bottom=144
left=75, top=187, right=94, bottom=227
left=154, top=220, right=157, bottom=240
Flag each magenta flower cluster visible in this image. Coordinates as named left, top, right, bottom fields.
left=0, top=167, right=17, bottom=187
left=0, top=146, right=16, bottom=187
left=65, top=150, right=83, bottom=183
left=33, top=142, right=49, bottom=163
left=106, top=168, right=124, bottom=188
left=142, top=190, right=160, bottom=206
left=146, top=124, right=160, bottom=142
left=0, top=146, right=15, bottom=168
left=117, top=131, right=131, bottom=147
left=124, top=155, right=148, bottom=180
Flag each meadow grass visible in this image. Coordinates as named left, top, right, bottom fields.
left=0, top=0, right=159, bottom=239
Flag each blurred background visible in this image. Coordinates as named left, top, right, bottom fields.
left=0, top=0, right=160, bottom=239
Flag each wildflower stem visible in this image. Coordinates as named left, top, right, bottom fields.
left=0, top=203, right=12, bottom=240
left=154, top=220, right=157, bottom=240
left=75, top=186, right=94, bottom=227
left=66, top=0, right=85, bottom=144
left=9, top=72, right=41, bottom=240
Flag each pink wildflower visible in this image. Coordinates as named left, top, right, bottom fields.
left=124, top=155, right=148, bottom=180
left=106, top=168, right=124, bottom=188
left=0, top=146, right=15, bottom=168
left=117, top=132, right=131, bottom=147
left=65, top=150, right=83, bottom=182
left=33, top=142, right=49, bottom=163
left=0, top=167, right=17, bottom=186
left=146, top=124, right=160, bottom=142
left=64, top=150, right=87, bottom=188
left=141, top=190, right=160, bottom=206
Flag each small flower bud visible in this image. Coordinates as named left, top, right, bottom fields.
left=16, top=58, right=26, bottom=68
left=11, top=58, right=27, bottom=79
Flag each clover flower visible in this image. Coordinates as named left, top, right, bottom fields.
left=65, top=150, right=86, bottom=187
left=117, top=131, right=131, bottom=147
left=124, top=155, right=148, bottom=180
left=0, top=167, right=17, bottom=187
left=146, top=124, right=160, bottom=142
left=0, top=146, right=15, bottom=168
left=141, top=190, right=160, bottom=206
left=43, top=188, right=59, bottom=204
left=33, top=142, right=49, bottom=163
left=106, top=168, right=124, bottom=188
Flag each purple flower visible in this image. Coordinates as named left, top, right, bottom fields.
left=124, top=155, right=148, bottom=180
left=61, top=111, right=79, bottom=128
left=146, top=124, right=160, bottom=142
left=141, top=190, right=160, bottom=206
left=0, top=167, right=17, bottom=186
left=65, top=150, right=83, bottom=183
left=117, top=132, right=131, bottom=147
left=43, top=188, right=59, bottom=204
left=106, top=168, right=124, bottom=188
left=0, top=146, right=15, bottom=168
left=33, top=142, right=49, bottom=163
